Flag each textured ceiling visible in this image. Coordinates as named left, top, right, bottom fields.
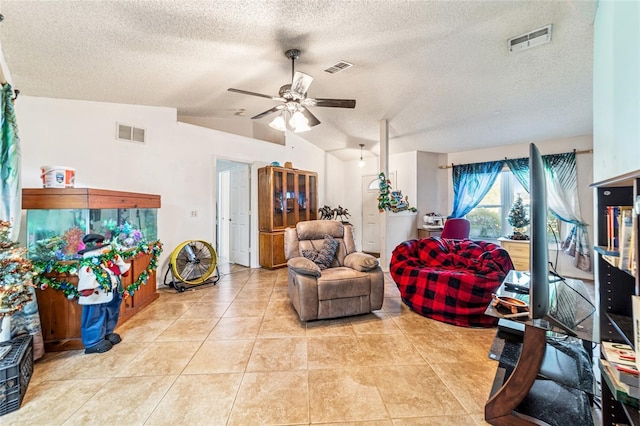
left=0, top=0, right=596, bottom=161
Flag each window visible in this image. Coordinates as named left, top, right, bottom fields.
left=467, top=168, right=558, bottom=241
left=468, top=169, right=513, bottom=239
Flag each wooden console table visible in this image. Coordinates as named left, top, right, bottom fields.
left=498, top=237, right=530, bottom=271
left=417, top=227, right=443, bottom=239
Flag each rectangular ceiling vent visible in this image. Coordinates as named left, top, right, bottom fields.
left=508, top=24, right=552, bottom=54
left=116, top=123, right=146, bottom=144
left=324, top=61, right=353, bottom=74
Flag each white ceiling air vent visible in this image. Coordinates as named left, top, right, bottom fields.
left=324, top=60, right=353, bottom=74
left=508, top=25, right=552, bottom=54
left=116, top=123, right=146, bottom=144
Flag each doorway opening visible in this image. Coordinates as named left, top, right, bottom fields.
left=216, top=159, right=251, bottom=267
left=361, top=172, right=395, bottom=258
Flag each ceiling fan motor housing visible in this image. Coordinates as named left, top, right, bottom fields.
left=285, top=49, right=301, bottom=60
left=279, top=84, right=293, bottom=98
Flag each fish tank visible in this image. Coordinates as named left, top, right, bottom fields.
left=25, top=208, right=158, bottom=261
left=22, top=188, right=161, bottom=261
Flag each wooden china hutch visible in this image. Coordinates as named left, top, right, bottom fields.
left=258, top=165, right=318, bottom=268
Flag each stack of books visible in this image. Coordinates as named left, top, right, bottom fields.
left=600, top=341, right=639, bottom=406
left=606, top=206, right=619, bottom=249
left=605, top=205, right=636, bottom=276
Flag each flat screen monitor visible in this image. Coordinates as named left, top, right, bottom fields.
left=529, top=143, right=549, bottom=319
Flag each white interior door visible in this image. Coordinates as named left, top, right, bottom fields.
left=229, top=164, right=250, bottom=266
left=217, top=171, right=231, bottom=259
left=362, top=175, right=381, bottom=254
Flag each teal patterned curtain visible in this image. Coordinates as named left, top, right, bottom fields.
left=504, top=157, right=529, bottom=191
left=507, top=152, right=591, bottom=272
left=0, top=83, right=21, bottom=240
left=1, top=83, right=45, bottom=358
left=450, top=160, right=504, bottom=218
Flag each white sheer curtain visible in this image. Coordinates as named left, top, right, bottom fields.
left=545, top=153, right=591, bottom=272
left=506, top=152, right=591, bottom=272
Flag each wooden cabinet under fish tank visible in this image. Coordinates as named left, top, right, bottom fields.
left=22, top=188, right=161, bottom=352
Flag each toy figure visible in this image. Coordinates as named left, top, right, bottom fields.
left=77, top=234, right=130, bottom=354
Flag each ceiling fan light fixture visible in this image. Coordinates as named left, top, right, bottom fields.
left=269, top=113, right=287, bottom=132
left=289, top=110, right=310, bottom=132
left=293, top=123, right=311, bottom=133
left=358, top=143, right=365, bottom=168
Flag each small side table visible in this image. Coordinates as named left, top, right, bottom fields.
left=498, top=237, right=530, bottom=271
left=417, top=228, right=443, bottom=239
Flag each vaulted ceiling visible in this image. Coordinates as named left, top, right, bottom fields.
left=0, top=0, right=596, bottom=161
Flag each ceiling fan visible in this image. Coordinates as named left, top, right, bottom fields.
left=228, top=49, right=356, bottom=133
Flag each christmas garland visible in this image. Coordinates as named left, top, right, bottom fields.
left=32, top=241, right=163, bottom=300
left=1, top=220, right=36, bottom=317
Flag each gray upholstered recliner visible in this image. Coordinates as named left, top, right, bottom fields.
left=284, top=220, right=384, bottom=321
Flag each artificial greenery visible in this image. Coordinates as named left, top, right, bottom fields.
left=377, top=172, right=392, bottom=212
left=0, top=221, right=36, bottom=316
left=377, top=172, right=417, bottom=213
left=507, top=195, right=530, bottom=239
left=32, top=240, right=163, bottom=300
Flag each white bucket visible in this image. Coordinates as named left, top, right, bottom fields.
left=41, top=166, right=76, bottom=188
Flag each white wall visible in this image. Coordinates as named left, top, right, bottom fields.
left=593, top=0, right=640, bottom=182
left=389, top=151, right=417, bottom=209
left=417, top=151, right=448, bottom=219
left=16, top=96, right=334, bottom=284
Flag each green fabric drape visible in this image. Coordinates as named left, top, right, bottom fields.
left=0, top=83, right=21, bottom=240
left=0, top=83, right=44, bottom=359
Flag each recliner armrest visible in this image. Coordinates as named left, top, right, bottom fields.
left=287, top=257, right=322, bottom=277
left=344, top=252, right=379, bottom=271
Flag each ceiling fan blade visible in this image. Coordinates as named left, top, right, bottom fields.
left=291, top=72, right=313, bottom=96
left=228, top=88, right=283, bottom=101
left=312, top=98, right=356, bottom=108
left=251, top=105, right=284, bottom=120
left=301, top=108, right=321, bottom=127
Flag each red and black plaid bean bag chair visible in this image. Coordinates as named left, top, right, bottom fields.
left=390, top=237, right=514, bottom=327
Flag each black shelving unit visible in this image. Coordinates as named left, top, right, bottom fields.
left=592, top=170, right=640, bottom=425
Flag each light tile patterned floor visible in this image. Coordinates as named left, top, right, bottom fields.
left=6, top=262, right=503, bottom=425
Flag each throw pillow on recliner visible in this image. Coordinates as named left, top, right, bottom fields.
left=302, top=249, right=318, bottom=262
left=302, top=235, right=339, bottom=269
